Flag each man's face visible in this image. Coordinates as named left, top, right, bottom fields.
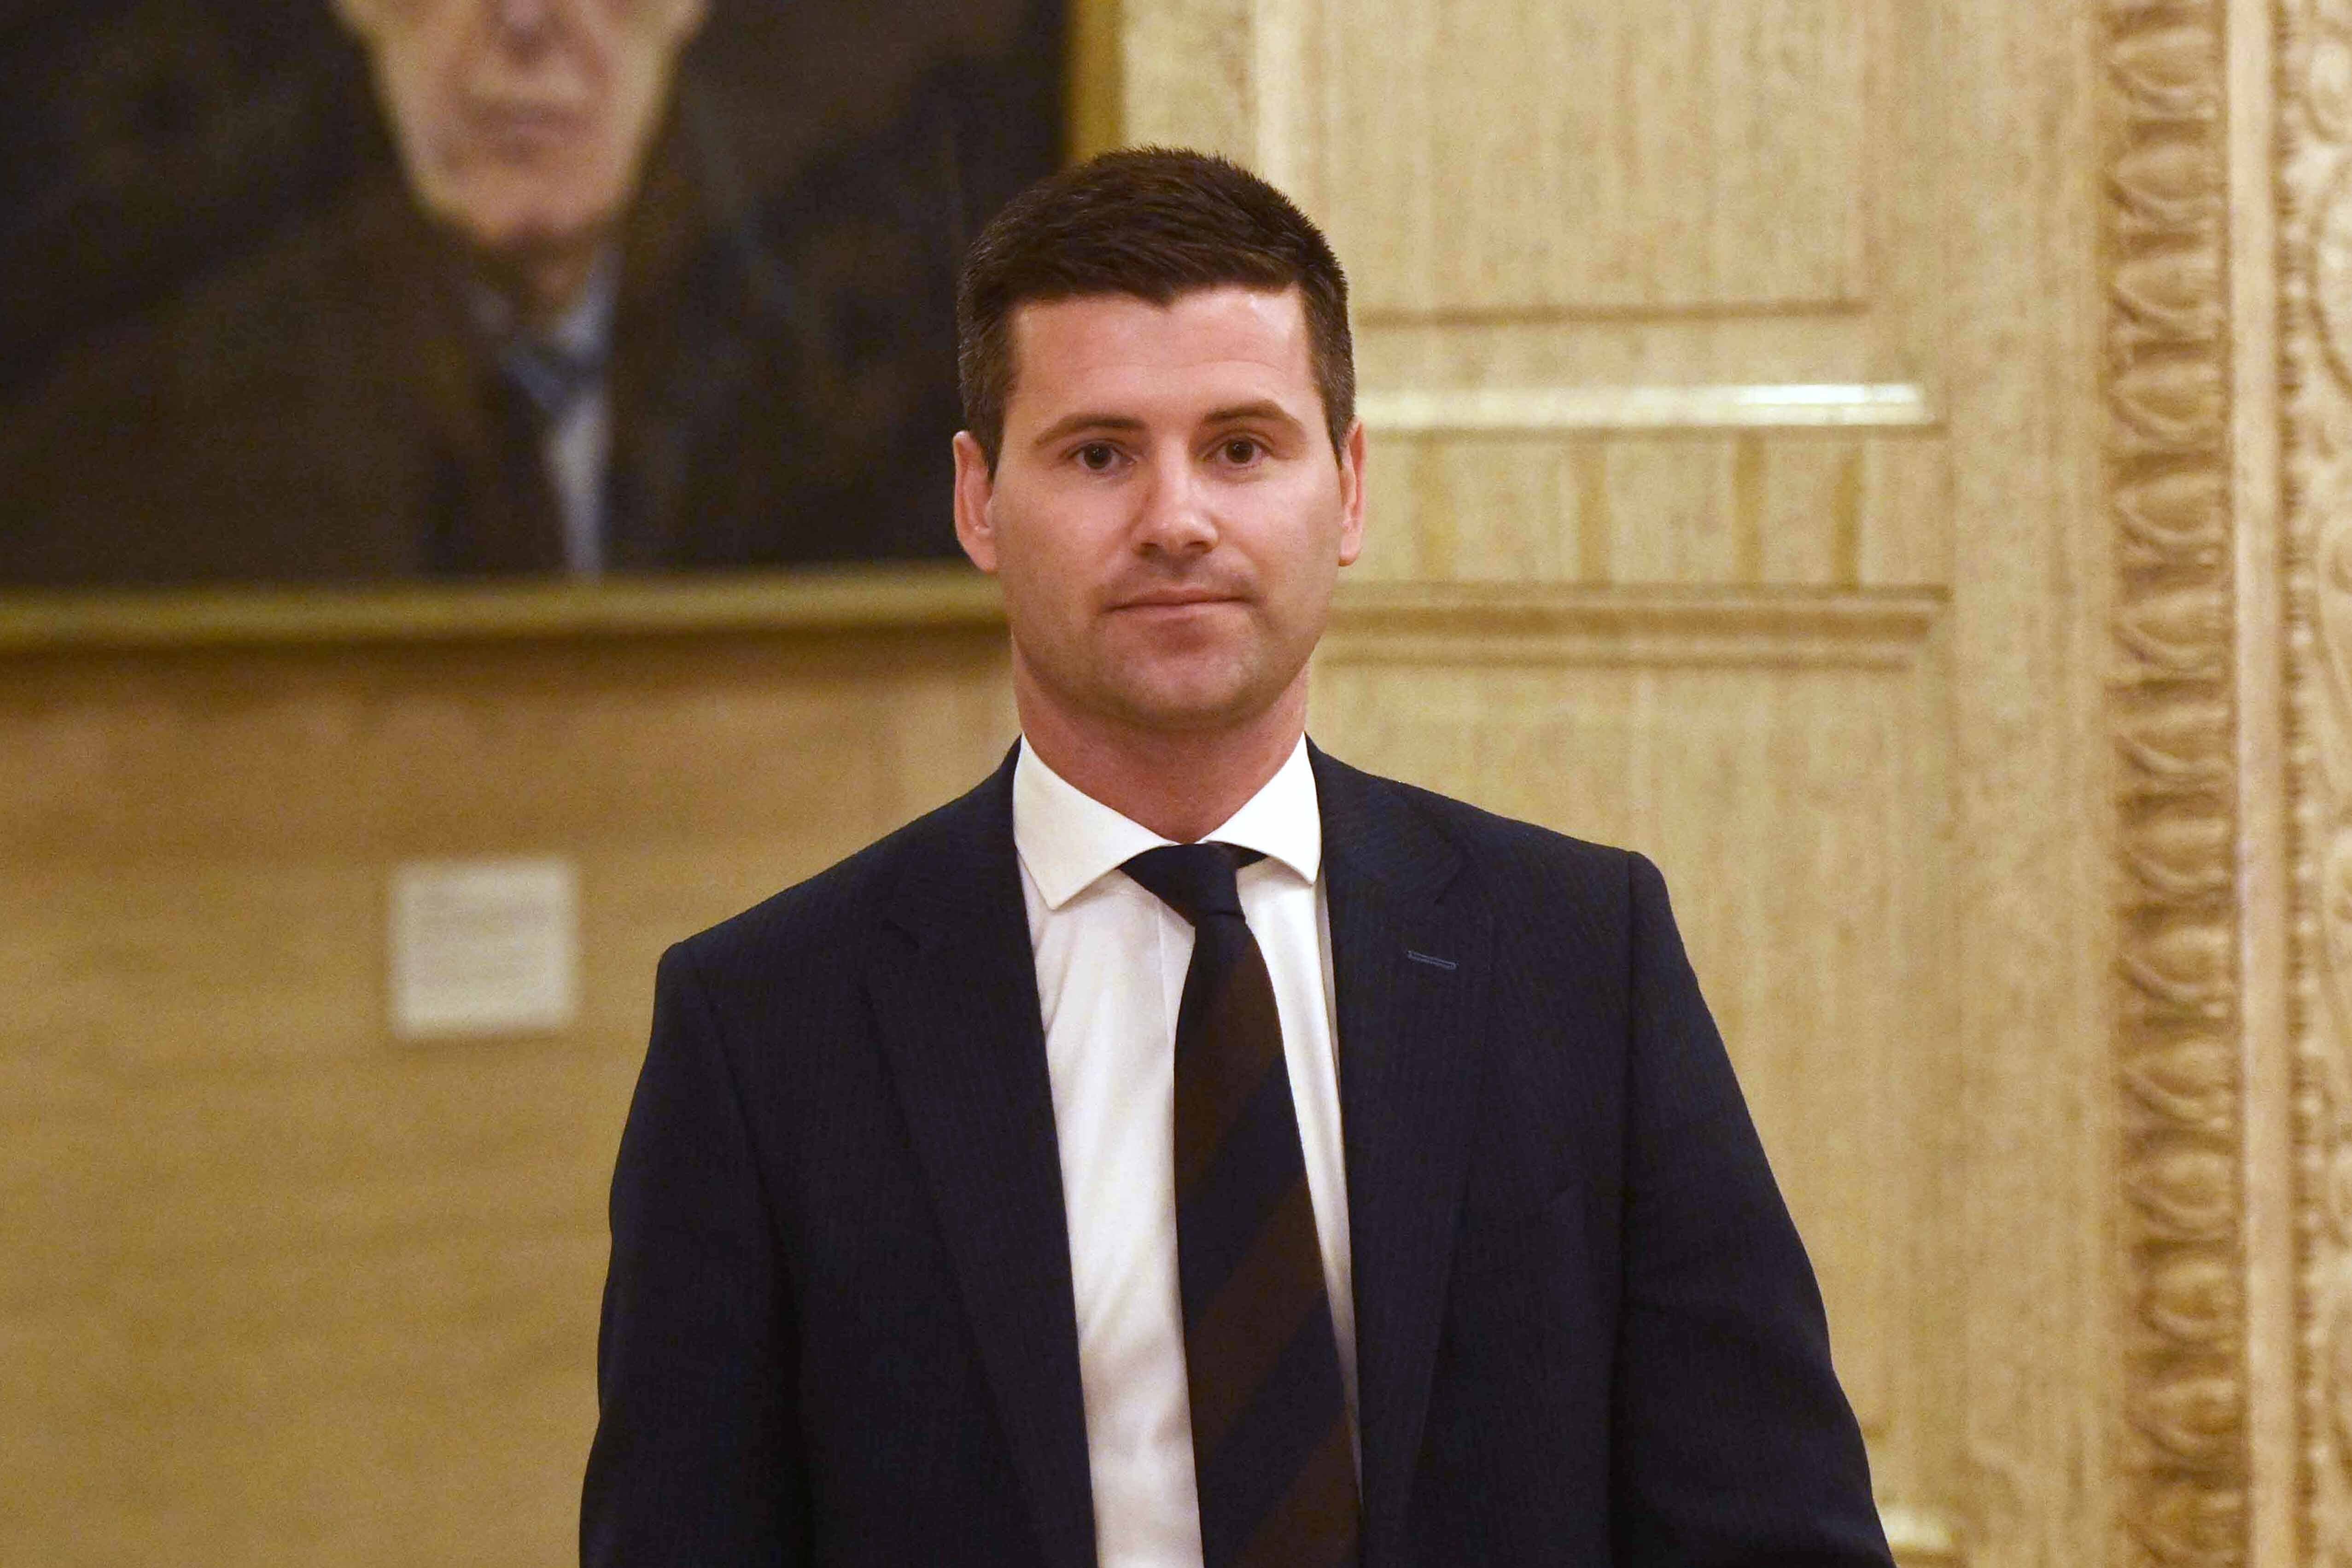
left=337, top=0, right=705, bottom=259
left=953, top=285, right=1365, bottom=740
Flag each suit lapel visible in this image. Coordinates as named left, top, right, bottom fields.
left=867, top=755, right=1097, bottom=1568
left=1313, top=746, right=1489, bottom=1565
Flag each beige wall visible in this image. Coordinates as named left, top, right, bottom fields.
left=9, top=0, right=2329, bottom=1564
left=2, top=622, right=1016, bottom=1564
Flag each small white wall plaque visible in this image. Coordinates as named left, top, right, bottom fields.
left=389, top=857, right=580, bottom=1040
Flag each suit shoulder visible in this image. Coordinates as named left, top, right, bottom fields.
left=1357, top=766, right=1638, bottom=891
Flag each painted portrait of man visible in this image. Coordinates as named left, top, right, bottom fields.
left=0, top=0, right=1062, bottom=588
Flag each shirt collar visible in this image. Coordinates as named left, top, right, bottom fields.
left=1011, top=735, right=1322, bottom=912
left=464, top=244, right=620, bottom=360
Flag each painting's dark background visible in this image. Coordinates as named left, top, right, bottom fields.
left=0, top=0, right=1063, bottom=588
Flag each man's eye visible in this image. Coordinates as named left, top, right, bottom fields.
left=1220, top=438, right=1261, bottom=465
left=1076, top=443, right=1119, bottom=472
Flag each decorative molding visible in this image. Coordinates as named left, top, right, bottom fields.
left=2104, top=1, right=2252, bottom=1565
left=1066, top=0, right=1127, bottom=162
left=2282, top=0, right=2352, bottom=1561
left=0, top=572, right=1947, bottom=673
left=1318, top=584, right=1943, bottom=670
left=2223, top=0, right=2294, bottom=1556
left=0, top=563, right=1008, bottom=653
left=1354, top=382, right=1939, bottom=436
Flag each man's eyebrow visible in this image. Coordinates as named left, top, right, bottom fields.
left=1028, top=412, right=1147, bottom=449
left=1201, top=400, right=1306, bottom=430
left=1025, top=401, right=1311, bottom=451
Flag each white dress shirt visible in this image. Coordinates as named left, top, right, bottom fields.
left=1012, top=736, right=1357, bottom=1568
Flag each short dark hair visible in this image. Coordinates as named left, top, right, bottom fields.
left=955, top=146, right=1354, bottom=470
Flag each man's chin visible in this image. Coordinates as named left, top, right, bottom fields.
left=426, top=179, right=623, bottom=264
left=1098, top=673, right=1289, bottom=737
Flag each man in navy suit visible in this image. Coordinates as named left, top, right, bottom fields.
left=583, top=148, right=1894, bottom=1568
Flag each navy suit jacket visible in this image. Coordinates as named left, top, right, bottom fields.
left=583, top=744, right=1893, bottom=1567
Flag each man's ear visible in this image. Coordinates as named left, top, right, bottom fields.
left=1335, top=419, right=1366, bottom=568
left=951, top=431, right=1001, bottom=575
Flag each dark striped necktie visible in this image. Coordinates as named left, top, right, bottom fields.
left=1121, top=843, right=1360, bottom=1568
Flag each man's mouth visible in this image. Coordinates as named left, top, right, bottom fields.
left=459, top=99, right=597, bottom=158
left=1111, top=589, right=1245, bottom=612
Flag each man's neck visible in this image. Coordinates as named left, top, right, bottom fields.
left=471, top=236, right=610, bottom=335
left=1014, top=679, right=1308, bottom=845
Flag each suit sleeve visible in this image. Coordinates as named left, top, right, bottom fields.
left=1610, top=853, right=1893, bottom=1568
left=582, top=942, right=805, bottom=1566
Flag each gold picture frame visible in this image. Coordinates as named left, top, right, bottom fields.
left=0, top=0, right=1124, bottom=650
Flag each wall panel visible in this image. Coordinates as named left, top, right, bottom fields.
left=0, top=633, right=1016, bottom=1567
left=1313, top=0, right=1868, bottom=314
left=1357, top=428, right=1947, bottom=586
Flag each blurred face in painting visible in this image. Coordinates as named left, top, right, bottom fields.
left=336, top=0, right=705, bottom=300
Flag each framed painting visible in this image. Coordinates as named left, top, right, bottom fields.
left=0, top=0, right=1090, bottom=643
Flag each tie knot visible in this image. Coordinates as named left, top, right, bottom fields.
left=1121, top=842, right=1263, bottom=926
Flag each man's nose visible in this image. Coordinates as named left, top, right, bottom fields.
left=1133, top=450, right=1219, bottom=556
left=488, top=0, right=560, bottom=43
